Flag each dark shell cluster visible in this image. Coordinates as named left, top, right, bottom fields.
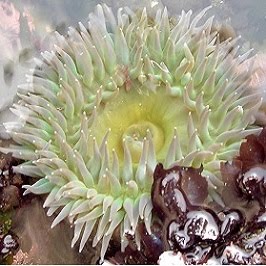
left=152, top=128, right=266, bottom=264
left=221, top=127, right=266, bottom=207
left=108, top=128, right=266, bottom=264
left=151, top=163, right=266, bottom=264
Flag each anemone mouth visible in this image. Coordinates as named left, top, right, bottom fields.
left=91, top=86, right=187, bottom=164
left=0, top=4, right=262, bottom=261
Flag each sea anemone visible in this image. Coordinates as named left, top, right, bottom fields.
left=0, top=4, right=262, bottom=261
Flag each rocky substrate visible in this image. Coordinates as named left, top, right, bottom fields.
left=0, top=145, right=24, bottom=264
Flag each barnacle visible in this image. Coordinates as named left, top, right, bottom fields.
left=0, top=4, right=262, bottom=260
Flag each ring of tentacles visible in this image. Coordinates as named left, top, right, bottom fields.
left=0, top=4, right=262, bottom=260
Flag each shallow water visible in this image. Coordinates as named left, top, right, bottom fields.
left=0, top=0, right=266, bottom=264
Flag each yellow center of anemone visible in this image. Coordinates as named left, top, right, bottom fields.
left=91, top=86, right=188, bottom=164
left=122, top=121, right=163, bottom=163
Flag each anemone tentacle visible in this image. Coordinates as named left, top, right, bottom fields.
left=0, top=4, right=262, bottom=260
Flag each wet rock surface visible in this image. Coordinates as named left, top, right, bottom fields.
left=11, top=198, right=101, bottom=265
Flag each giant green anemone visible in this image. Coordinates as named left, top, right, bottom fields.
left=0, top=4, right=262, bottom=260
